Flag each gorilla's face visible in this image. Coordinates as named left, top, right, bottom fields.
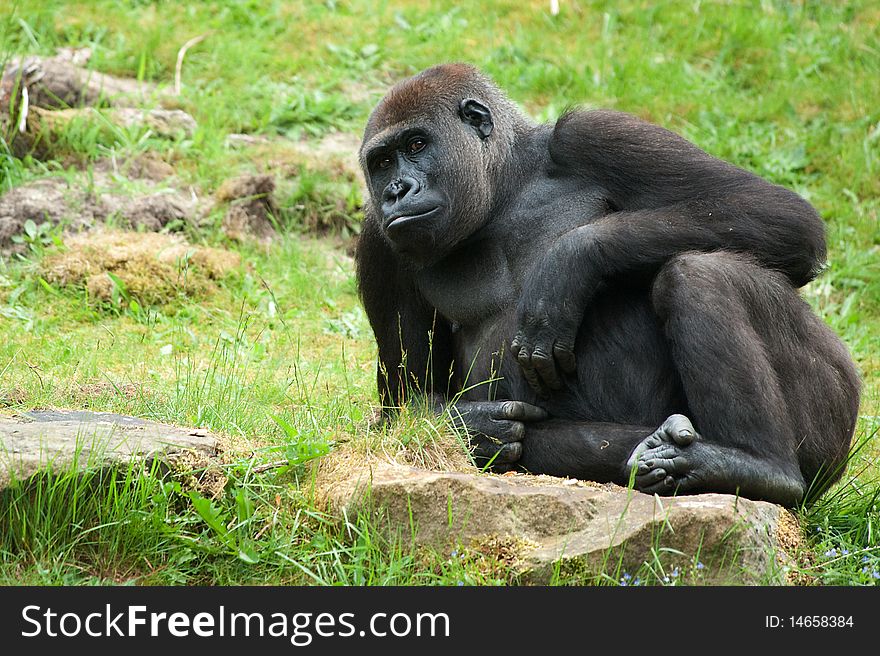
left=362, top=125, right=448, bottom=262
left=360, top=99, right=496, bottom=267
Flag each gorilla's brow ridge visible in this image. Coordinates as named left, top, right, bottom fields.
left=361, top=121, right=428, bottom=161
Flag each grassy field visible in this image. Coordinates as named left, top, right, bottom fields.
left=0, top=0, right=878, bottom=585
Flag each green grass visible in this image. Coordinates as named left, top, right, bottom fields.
left=0, top=0, right=878, bottom=585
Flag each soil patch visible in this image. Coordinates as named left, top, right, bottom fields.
left=0, top=167, right=200, bottom=254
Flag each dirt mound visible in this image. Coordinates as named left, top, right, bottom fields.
left=216, top=174, right=279, bottom=241
left=0, top=178, right=80, bottom=247
left=0, top=170, right=199, bottom=253
left=41, top=231, right=240, bottom=305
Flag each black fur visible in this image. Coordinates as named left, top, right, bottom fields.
left=356, top=64, right=860, bottom=507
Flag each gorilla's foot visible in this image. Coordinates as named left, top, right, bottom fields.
left=625, top=414, right=699, bottom=495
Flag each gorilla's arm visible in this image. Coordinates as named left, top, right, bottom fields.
left=356, top=215, right=454, bottom=409
left=512, top=109, right=827, bottom=394
left=358, top=214, right=549, bottom=464
left=549, top=109, right=826, bottom=284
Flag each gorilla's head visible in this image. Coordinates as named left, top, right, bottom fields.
left=359, top=63, right=529, bottom=266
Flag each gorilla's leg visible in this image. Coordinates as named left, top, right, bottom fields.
left=624, top=414, right=806, bottom=506
left=517, top=419, right=659, bottom=484
left=515, top=413, right=805, bottom=504
left=625, top=251, right=860, bottom=506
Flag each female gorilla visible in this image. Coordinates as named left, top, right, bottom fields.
left=355, top=63, right=860, bottom=507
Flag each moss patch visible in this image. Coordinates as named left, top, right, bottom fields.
left=42, top=230, right=241, bottom=305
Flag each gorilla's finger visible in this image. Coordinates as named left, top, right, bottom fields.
left=487, top=419, right=525, bottom=443
left=640, top=475, right=678, bottom=496
left=553, top=341, right=577, bottom=374
left=516, top=346, right=549, bottom=396
left=473, top=440, right=522, bottom=464
left=496, top=400, right=548, bottom=422
left=636, top=467, right=669, bottom=487
left=531, top=348, right=563, bottom=390
left=500, top=441, right=522, bottom=462
left=642, top=433, right=664, bottom=450
left=638, top=443, right=680, bottom=462
left=510, top=334, right=523, bottom=354
left=520, top=360, right=548, bottom=397
left=641, top=457, right=687, bottom=475
left=661, top=414, right=698, bottom=446
left=472, top=440, right=500, bottom=458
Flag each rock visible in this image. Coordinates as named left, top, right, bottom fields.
left=1, top=54, right=161, bottom=111
left=0, top=410, right=218, bottom=490
left=28, top=105, right=196, bottom=140
left=3, top=104, right=196, bottom=159
left=110, top=107, right=197, bottom=139
left=321, top=462, right=796, bottom=585
left=54, top=46, right=94, bottom=68
left=225, top=133, right=270, bottom=148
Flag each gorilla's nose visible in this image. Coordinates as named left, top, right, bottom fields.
left=383, top=176, right=420, bottom=204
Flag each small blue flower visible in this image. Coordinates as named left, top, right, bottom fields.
left=671, top=567, right=680, bottom=578
left=872, top=571, right=880, bottom=580
left=696, top=561, right=705, bottom=570
left=450, top=549, right=458, bottom=557
left=841, top=548, right=850, bottom=556
left=619, top=580, right=628, bottom=586
left=862, top=556, right=870, bottom=563
left=457, top=581, right=464, bottom=586
left=824, top=548, right=838, bottom=558
left=632, top=577, right=641, bottom=586
left=622, top=572, right=631, bottom=580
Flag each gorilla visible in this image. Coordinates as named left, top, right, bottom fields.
left=355, top=63, right=860, bottom=508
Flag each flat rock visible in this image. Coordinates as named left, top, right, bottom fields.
left=321, top=462, right=796, bottom=585
left=0, top=410, right=218, bottom=489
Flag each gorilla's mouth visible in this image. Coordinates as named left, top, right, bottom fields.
left=386, top=206, right=442, bottom=231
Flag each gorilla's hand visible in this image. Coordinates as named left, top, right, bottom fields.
left=511, top=242, right=589, bottom=396
left=445, top=400, right=548, bottom=472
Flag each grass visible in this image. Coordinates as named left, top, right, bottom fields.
left=0, top=0, right=878, bottom=585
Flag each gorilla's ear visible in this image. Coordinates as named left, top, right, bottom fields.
left=459, top=98, right=493, bottom=139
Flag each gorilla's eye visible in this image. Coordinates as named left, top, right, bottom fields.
left=377, top=156, right=392, bottom=170
left=408, top=138, right=426, bottom=155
